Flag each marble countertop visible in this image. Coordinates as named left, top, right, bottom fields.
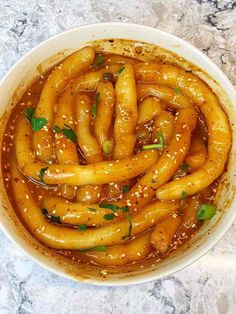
left=0, top=0, right=236, bottom=313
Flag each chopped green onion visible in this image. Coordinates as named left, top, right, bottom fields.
left=157, top=130, right=165, bottom=148
left=31, top=117, right=47, bottom=131
left=121, top=206, right=129, bottom=213
left=181, top=163, right=189, bottom=171
left=53, top=124, right=77, bottom=143
left=92, top=92, right=100, bottom=118
left=78, top=224, right=87, bottom=230
left=53, top=126, right=61, bottom=133
left=99, top=203, right=120, bottom=212
left=151, top=178, right=157, bottom=183
left=102, top=140, right=114, bottom=155
left=94, top=53, right=105, bottom=65
left=174, top=86, right=181, bottom=95
left=88, top=207, right=97, bottom=212
left=24, top=107, right=35, bottom=122
left=38, top=167, right=48, bottom=183
left=117, top=66, right=126, bottom=75
left=122, top=213, right=132, bottom=239
left=80, top=245, right=106, bottom=252
left=197, top=204, right=217, bottom=220
left=103, top=72, right=113, bottom=82
left=41, top=208, right=61, bottom=224
left=142, top=131, right=165, bottom=151
left=181, top=191, right=187, bottom=200
left=142, top=143, right=163, bottom=150
left=24, top=107, right=47, bottom=131
left=103, top=213, right=115, bottom=220
left=122, top=185, right=129, bottom=193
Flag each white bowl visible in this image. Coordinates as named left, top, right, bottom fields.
left=0, top=23, right=236, bottom=286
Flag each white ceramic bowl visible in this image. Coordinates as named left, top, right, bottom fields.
left=0, top=23, right=236, bottom=286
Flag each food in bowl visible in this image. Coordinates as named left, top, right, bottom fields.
left=1, top=43, right=231, bottom=268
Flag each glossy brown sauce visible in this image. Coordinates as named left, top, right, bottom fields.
left=1, top=51, right=219, bottom=268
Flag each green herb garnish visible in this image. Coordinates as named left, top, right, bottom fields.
left=197, top=204, right=217, bottom=220
left=94, top=53, right=105, bottom=65
left=24, top=107, right=47, bottom=131
left=122, top=213, right=132, bottom=240
left=102, top=140, right=114, bottom=155
left=24, top=107, right=35, bottom=122
left=53, top=124, right=77, bottom=143
left=99, top=203, right=120, bottom=212
left=92, top=92, right=100, bottom=118
left=80, top=245, right=106, bottom=252
left=181, top=163, right=189, bottom=171
left=157, top=131, right=165, bottom=148
left=88, top=207, right=97, bottom=212
left=174, top=86, right=181, bottom=95
left=38, top=167, right=48, bottom=183
left=31, top=117, right=47, bottom=131
left=142, top=143, right=163, bottom=150
left=121, top=206, right=129, bottom=213
left=103, top=213, right=115, bottom=220
left=117, top=66, right=126, bottom=75
left=142, top=131, right=165, bottom=151
left=122, top=186, right=129, bottom=193
left=78, top=224, right=87, bottom=230
left=181, top=191, right=187, bottom=200
left=41, top=208, right=61, bottom=224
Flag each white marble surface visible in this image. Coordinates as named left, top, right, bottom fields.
left=0, top=0, right=236, bottom=313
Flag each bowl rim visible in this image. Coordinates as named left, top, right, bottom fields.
left=0, top=22, right=236, bottom=286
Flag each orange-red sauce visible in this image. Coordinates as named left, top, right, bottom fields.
left=1, top=52, right=219, bottom=267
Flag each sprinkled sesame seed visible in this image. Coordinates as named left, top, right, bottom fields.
left=100, top=270, right=108, bottom=276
